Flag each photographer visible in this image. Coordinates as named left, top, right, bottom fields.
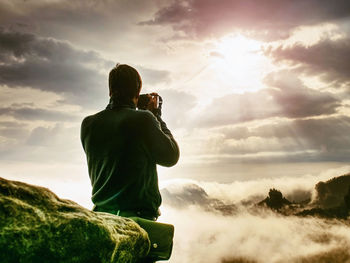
left=81, top=64, right=179, bottom=220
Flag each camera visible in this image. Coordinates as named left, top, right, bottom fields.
left=137, top=94, right=152, bottom=110
left=137, top=93, right=163, bottom=111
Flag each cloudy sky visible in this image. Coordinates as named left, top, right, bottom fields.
left=0, top=0, right=350, bottom=208
left=2, top=1, right=350, bottom=262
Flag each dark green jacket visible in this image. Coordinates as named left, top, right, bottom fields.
left=80, top=101, right=179, bottom=217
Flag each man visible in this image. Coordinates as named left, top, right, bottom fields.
left=81, top=64, right=179, bottom=221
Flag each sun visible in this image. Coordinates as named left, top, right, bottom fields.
left=215, top=35, right=261, bottom=61
left=208, top=34, right=272, bottom=94
left=180, top=34, right=274, bottom=110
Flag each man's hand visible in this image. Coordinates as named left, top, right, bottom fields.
left=146, top=93, right=158, bottom=111
left=146, top=93, right=162, bottom=117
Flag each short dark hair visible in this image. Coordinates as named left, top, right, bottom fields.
left=109, top=64, right=142, bottom=100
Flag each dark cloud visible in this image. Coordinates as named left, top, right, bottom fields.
left=0, top=122, right=82, bottom=162
left=0, top=0, right=158, bottom=49
left=241, top=116, right=350, bottom=146
left=0, top=119, right=82, bottom=163
left=0, top=105, right=80, bottom=122
left=141, top=0, right=350, bottom=41
left=0, top=121, right=28, bottom=139
left=220, top=115, right=350, bottom=162
left=0, top=28, right=171, bottom=109
left=0, top=127, right=28, bottom=139
left=266, top=38, right=350, bottom=88
left=0, top=121, right=30, bottom=141
left=0, top=121, right=27, bottom=128
left=293, top=117, right=350, bottom=157
left=0, top=28, right=108, bottom=108
left=264, top=71, right=341, bottom=118
left=195, top=71, right=340, bottom=127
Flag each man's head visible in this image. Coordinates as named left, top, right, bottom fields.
left=108, top=64, right=142, bottom=102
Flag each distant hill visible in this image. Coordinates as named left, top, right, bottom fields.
left=161, top=183, right=237, bottom=215
left=161, top=173, right=350, bottom=219
left=313, top=173, right=350, bottom=209
left=255, top=173, right=350, bottom=219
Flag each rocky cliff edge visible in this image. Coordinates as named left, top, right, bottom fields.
left=0, top=177, right=150, bottom=263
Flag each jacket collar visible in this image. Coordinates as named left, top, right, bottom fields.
left=106, top=96, right=136, bottom=110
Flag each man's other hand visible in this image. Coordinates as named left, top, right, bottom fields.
left=146, top=93, right=161, bottom=117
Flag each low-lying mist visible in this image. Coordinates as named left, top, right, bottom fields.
left=159, top=166, right=350, bottom=263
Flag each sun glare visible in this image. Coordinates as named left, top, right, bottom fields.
left=181, top=34, right=274, bottom=110
left=208, top=35, right=272, bottom=94
left=215, top=35, right=261, bottom=59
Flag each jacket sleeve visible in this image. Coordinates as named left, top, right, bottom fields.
left=143, top=111, right=180, bottom=167
left=80, top=116, right=89, bottom=153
